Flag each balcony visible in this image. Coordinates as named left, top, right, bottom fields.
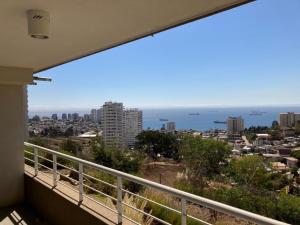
left=21, top=142, right=289, bottom=225
left=0, top=1, right=292, bottom=225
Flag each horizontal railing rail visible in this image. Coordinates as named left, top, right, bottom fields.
left=24, top=142, right=290, bottom=225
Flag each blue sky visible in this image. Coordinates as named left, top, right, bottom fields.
left=29, top=0, right=300, bottom=111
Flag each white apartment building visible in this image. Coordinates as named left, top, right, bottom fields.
left=90, top=109, right=97, bottom=123
left=279, top=112, right=300, bottom=127
left=227, top=116, right=244, bottom=134
left=96, top=108, right=102, bottom=123
left=296, top=113, right=300, bottom=126
left=124, top=109, right=143, bottom=147
left=100, top=102, right=125, bottom=149
left=166, top=121, right=176, bottom=133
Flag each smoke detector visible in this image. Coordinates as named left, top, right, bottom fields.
left=27, top=10, right=50, bottom=39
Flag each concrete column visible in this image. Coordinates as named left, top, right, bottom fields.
left=0, top=66, right=33, bottom=207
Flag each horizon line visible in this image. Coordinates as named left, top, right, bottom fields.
left=28, top=103, right=300, bottom=112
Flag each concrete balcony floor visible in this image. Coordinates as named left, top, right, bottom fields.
left=23, top=165, right=131, bottom=225
left=0, top=204, right=49, bottom=225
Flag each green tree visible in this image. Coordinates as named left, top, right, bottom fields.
left=204, top=187, right=278, bottom=219
left=228, top=155, right=267, bottom=188
left=92, top=137, right=142, bottom=174
left=244, top=126, right=269, bottom=133
left=295, top=125, right=300, bottom=135
left=263, top=172, right=289, bottom=191
left=272, top=120, right=279, bottom=129
left=136, top=130, right=178, bottom=159
left=269, top=129, right=281, bottom=140
left=64, top=126, right=74, bottom=137
left=291, top=150, right=300, bottom=167
left=41, top=126, right=63, bottom=137
left=32, top=115, right=41, bottom=122
left=291, top=150, right=300, bottom=160
left=277, top=193, right=300, bottom=224
left=179, top=136, right=230, bottom=190
left=60, top=139, right=82, bottom=155
left=205, top=187, right=300, bottom=224
left=29, top=136, right=48, bottom=147
left=91, top=137, right=113, bottom=167
left=111, top=149, right=142, bottom=173
left=228, top=155, right=289, bottom=191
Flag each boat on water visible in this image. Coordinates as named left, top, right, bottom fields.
left=249, top=112, right=263, bottom=116
left=159, top=118, right=168, bottom=122
left=214, top=120, right=227, bottom=124
left=189, top=113, right=200, bottom=116
left=249, top=111, right=265, bottom=116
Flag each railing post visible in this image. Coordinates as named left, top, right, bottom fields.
left=117, top=176, right=123, bottom=224
left=52, top=154, right=57, bottom=187
left=181, top=198, right=187, bottom=225
left=34, top=148, right=38, bottom=176
left=79, top=163, right=83, bottom=202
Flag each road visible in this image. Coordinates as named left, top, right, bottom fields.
left=242, top=135, right=251, bottom=146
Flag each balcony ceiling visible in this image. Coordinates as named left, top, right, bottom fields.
left=0, top=0, right=252, bottom=73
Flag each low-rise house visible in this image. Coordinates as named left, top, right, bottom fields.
left=278, top=147, right=292, bottom=156
left=241, top=146, right=252, bottom=154
left=217, top=133, right=228, bottom=141
left=263, top=153, right=282, bottom=162
left=272, top=162, right=288, bottom=172
left=285, top=137, right=296, bottom=142
left=282, top=128, right=295, bottom=138
left=284, top=157, right=298, bottom=168
left=256, top=133, right=270, bottom=139
left=192, top=132, right=202, bottom=137
left=232, top=149, right=241, bottom=156
left=273, top=140, right=282, bottom=146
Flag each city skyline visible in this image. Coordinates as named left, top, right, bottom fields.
left=28, top=103, right=300, bottom=113
left=29, top=0, right=300, bottom=110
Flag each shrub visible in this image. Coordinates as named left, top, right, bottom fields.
left=204, top=187, right=300, bottom=224
left=174, top=177, right=203, bottom=196
left=143, top=189, right=204, bottom=225
left=93, top=144, right=143, bottom=174
left=123, top=179, right=144, bottom=194
left=60, top=139, right=82, bottom=155
left=277, top=193, right=300, bottom=224
left=84, top=170, right=116, bottom=197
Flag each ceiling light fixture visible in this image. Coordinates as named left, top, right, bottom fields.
left=27, top=10, right=50, bottom=39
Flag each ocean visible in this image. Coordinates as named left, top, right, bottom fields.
left=29, top=106, right=300, bottom=131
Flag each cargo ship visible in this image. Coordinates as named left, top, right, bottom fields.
left=159, top=118, right=168, bottom=122
left=249, top=112, right=263, bottom=116
left=213, top=120, right=227, bottom=124
left=188, top=113, right=200, bottom=116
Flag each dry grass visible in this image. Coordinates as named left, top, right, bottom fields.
left=106, top=193, right=153, bottom=225
left=142, top=188, right=253, bottom=225
left=142, top=161, right=184, bottom=186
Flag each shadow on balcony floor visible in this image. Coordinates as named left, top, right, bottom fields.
left=0, top=204, right=49, bottom=225
left=24, top=165, right=118, bottom=225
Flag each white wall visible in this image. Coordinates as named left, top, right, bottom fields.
left=0, top=66, right=32, bottom=207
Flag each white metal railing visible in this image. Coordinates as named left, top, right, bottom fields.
left=24, top=142, right=290, bottom=225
